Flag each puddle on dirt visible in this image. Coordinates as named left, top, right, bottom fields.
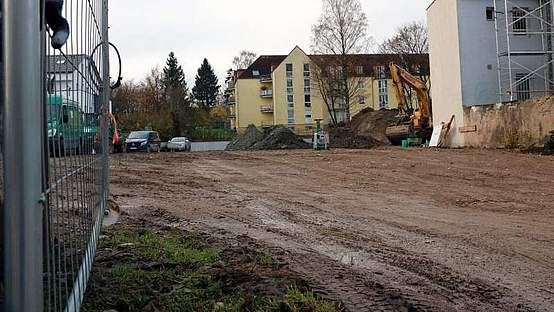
left=312, top=242, right=383, bottom=272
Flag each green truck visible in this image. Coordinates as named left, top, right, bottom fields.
left=47, top=95, right=88, bottom=156
left=47, top=95, right=121, bottom=155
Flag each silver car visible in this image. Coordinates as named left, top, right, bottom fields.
left=167, top=137, right=191, bottom=152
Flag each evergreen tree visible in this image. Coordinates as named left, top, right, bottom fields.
left=192, top=58, right=220, bottom=111
left=161, top=52, right=189, bottom=111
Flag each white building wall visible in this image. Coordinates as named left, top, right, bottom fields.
left=457, top=0, right=546, bottom=106
left=428, top=0, right=467, bottom=147
left=428, top=0, right=551, bottom=147
left=457, top=0, right=499, bottom=106
left=52, top=60, right=99, bottom=114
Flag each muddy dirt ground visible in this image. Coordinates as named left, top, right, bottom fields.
left=110, top=148, right=554, bottom=312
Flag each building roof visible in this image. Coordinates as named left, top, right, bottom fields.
left=311, top=53, right=430, bottom=76
left=47, top=54, right=88, bottom=74
left=237, top=55, right=288, bottom=79
left=237, top=52, right=429, bottom=79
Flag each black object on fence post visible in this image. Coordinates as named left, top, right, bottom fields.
left=3, top=0, right=44, bottom=310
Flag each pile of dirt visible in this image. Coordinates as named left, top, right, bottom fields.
left=350, top=108, right=399, bottom=144
left=226, top=124, right=264, bottom=151
left=329, top=126, right=382, bottom=149
left=252, top=127, right=311, bottom=150
left=227, top=125, right=310, bottom=151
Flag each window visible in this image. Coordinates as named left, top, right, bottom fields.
left=304, top=78, right=311, bottom=93
left=379, top=95, right=389, bottom=109
left=252, top=70, right=260, bottom=76
left=303, top=64, right=310, bottom=77
left=287, top=87, right=294, bottom=94
left=512, top=8, right=528, bottom=33
left=288, top=95, right=294, bottom=102
left=358, top=96, right=365, bottom=104
left=515, top=73, right=530, bottom=101
left=375, top=66, right=386, bottom=79
left=378, top=80, right=388, bottom=109
left=286, top=64, right=293, bottom=78
left=304, top=94, right=311, bottom=103
left=410, top=65, right=421, bottom=74
left=287, top=80, right=293, bottom=88
left=288, top=108, right=295, bottom=124
left=356, top=66, right=364, bottom=75
left=378, top=79, right=388, bottom=93
left=358, top=79, right=365, bottom=89
left=304, top=109, right=313, bottom=123
left=486, top=7, right=494, bottom=21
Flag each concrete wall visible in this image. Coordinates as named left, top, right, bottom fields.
left=428, top=0, right=466, bottom=147
left=463, top=96, right=554, bottom=148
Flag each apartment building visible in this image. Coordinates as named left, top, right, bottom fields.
left=227, top=46, right=429, bottom=134
left=428, top=0, right=554, bottom=146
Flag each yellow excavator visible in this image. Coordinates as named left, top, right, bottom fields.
left=386, top=63, right=433, bottom=145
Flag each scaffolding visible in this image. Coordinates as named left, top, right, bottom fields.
left=493, top=0, right=554, bottom=102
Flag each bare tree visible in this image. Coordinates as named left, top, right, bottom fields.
left=378, top=21, right=428, bottom=56
left=311, top=0, right=371, bottom=123
left=232, top=50, right=257, bottom=70
left=379, top=21, right=430, bottom=109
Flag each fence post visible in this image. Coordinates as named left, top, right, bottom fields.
left=101, top=0, right=110, bottom=208
left=3, top=0, right=44, bottom=311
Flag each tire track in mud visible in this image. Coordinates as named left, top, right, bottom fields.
left=196, top=159, right=545, bottom=311
left=110, top=152, right=554, bottom=311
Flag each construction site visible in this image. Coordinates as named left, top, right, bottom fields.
left=1, top=0, right=554, bottom=311
left=94, top=1, right=554, bottom=311
left=90, top=1, right=554, bottom=311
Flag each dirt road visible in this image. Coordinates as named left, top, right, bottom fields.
left=110, top=148, right=554, bottom=312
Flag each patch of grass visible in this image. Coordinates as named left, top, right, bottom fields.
left=256, top=254, right=274, bottom=266
left=106, top=230, right=220, bottom=266
left=83, top=226, right=342, bottom=312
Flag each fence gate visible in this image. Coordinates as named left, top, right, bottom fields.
left=2, top=0, right=111, bottom=311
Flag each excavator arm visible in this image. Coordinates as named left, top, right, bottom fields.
left=386, top=63, right=433, bottom=145
left=388, top=63, right=431, bottom=120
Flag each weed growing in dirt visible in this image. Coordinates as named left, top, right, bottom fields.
left=254, top=253, right=274, bottom=266
left=83, top=225, right=342, bottom=312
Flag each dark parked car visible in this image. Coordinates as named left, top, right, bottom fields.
left=125, top=131, right=162, bottom=153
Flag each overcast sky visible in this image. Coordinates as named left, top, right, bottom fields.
left=109, top=0, right=431, bottom=85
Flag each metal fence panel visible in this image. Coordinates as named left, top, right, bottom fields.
left=2, top=0, right=110, bottom=311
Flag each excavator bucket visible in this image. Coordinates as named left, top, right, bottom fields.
left=386, top=125, right=411, bottom=145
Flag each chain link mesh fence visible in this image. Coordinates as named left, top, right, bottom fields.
left=2, top=0, right=110, bottom=311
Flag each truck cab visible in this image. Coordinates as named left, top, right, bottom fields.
left=47, top=95, right=85, bottom=156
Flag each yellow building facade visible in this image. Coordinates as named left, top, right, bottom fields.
left=229, top=46, right=429, bottom=135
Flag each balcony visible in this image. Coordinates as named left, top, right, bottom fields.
left=260, top=89, right=273, bottom=98
left=260, top=105, right=274, bottom=113
left=260, top=75, right=272, bottom=83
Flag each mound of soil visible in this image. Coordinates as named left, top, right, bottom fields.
left=226, top=125, right=264, bottom=151
left=350, top=108, right=399, bottom=144
left=252, top=127, right=311, bottom=150
left=330, top=127, right=382, bottom=149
